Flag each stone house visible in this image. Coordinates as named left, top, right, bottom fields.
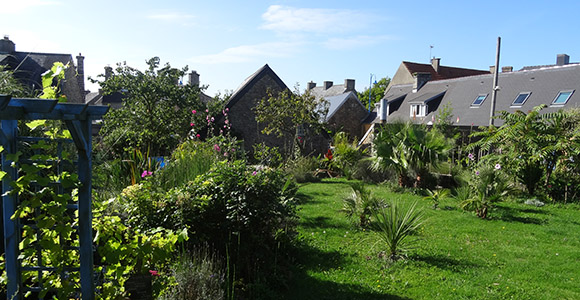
left=0, top=36, right=87, bottom=103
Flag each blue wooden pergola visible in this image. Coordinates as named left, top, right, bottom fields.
left=1, top=95, right=108, bottom=299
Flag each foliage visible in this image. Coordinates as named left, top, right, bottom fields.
left=96, top=57, right=204, bottom=157
left=371, top=121, right=453, bottom=188
left=373, top=200, right=424, bottom=261
left=460, top=161, right=513, bottom=219
left=284, top=155, right=320, bottom=183
left=342, top=182, right=381, bottom=227
left=253, top=142, right=283, bottom=167
left=254, top=85, right=329, bottom=157
left=357, top=76, right=391, bottom=111
left=468, top=105, right=580, bottom=196
left=422, top=188, right=450, bottom=209
left=38, top=62, right=69, bottom=102
left=331, top=132, right=366, bottom=179
left=432, top=102, right=458, bottom=140
left=158, top=246, right=225, bottom=300
left=0, top=65, right=31, bottom=97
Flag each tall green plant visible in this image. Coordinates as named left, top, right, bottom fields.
left=371, top=121, right=453, bottom=187
left=342, top=182, right=379, bottom=227
left=332, top=132, right=365, bottom=179
left=373, top=200, right=424, bottom=261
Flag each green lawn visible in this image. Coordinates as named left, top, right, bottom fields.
left=283, top=178, right=580, bottom=300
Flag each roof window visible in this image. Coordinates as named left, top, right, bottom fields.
left=511, top=92, right=531, bottom=106
left=471, top=94, right=487, bottom=106
left=551, top=90, right=574, bottom=105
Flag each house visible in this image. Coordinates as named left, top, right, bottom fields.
left=382, top=54, right=580, bottom=128
left=0, top=36, right=87, bottom=103
left=307, top=79, right=369, bottom=140
left=226, top=64, right=330, bottom=157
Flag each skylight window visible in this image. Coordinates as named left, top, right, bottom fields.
left=512, top=92, right=531, bottom=106
left=472, top=94, right=487, bottom=106
left=552, top=90, right=574, bottom=105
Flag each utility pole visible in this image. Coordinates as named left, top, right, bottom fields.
left=489, top=37, right=501, bottom=126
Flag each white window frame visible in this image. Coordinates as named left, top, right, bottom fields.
left=551, top=90, right=574, bottom=106
left=410, top=104, right=427, bottom=117
left=471, top=94, right=488, bottom=106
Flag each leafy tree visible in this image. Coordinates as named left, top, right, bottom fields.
left=96, top=57, right=204, bottom=157
left=371, top=121, right=453, bottom=187
left=0, top=65, right=31, bottom=97
left=357, top=76, right=390, bottom=111
left=254, top=85, right=329, bottom=157
left=468, top=105, right=580, bottom=196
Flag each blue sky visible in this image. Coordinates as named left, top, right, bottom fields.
left=2, top=0, right=579, bottom=96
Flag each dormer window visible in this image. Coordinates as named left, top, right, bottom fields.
left=551, top=90, right=574, bottom=106
left=410, top=104, right=426, bottom=117
left=511, top=92, right=531, bottom=106
left=472, top=94, right=488, bottom=106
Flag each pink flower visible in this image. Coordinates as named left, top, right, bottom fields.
left=210, top=117, right=215, bottom=122
left=205, top=109, right=209, bottom=113
left=225, top=108, right=229, bottom=112
left=495, top=164, right=501, bottom=170
left=192, top=110, right=197, bottom=114
left=468, top=153, right=474, bottom=160
left=213, top=144, right=221, bottom=152
left=190, top=123, right=195, bottom=127
left=196, top=134, right=200, bottom=138
left=252, top=171, right=257, bottom=176
left=475, top=170, right=480, bottom=176
left=225, top=120, right=229, bottom=124
left=149, top=270, right=160, bottom=277
left=141, top=170, right=153, bottom=178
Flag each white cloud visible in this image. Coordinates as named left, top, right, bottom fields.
left=189, top=42, right=302, bottom=65
left=261, top=5, right=371, bottom=34
left=323, top=35, right=394, bottom=50
left=0, top=0, right=61, bottom=14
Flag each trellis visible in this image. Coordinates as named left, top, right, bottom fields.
left=1, top=95, right=108, bottom=299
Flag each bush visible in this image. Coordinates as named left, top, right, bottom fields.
left=342, top=182, right=381, bottom=227
left=284, top=155, right=320, bottom=183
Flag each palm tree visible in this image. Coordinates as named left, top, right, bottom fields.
left=371, top=121, right=453, bottom=187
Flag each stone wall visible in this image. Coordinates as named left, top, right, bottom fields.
left=327, top=96, right=368, bottom=140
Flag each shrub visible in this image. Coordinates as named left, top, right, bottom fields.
left=461, top=162, right=513, bottom=219
left=284, top=155, right=320, bottom=183
left=342, top=182, right=381, bottom=227
left=331, top=132, right=365, bottom=179
left=423, top=188, right=450, bottom=209
left=373, top=200, right=424, bottom=261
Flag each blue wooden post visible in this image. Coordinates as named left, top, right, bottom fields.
left=66, top=119, right=94, bottom=300
left=1, top=119, right=21, bottom=299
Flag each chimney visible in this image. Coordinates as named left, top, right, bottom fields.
left=76, top=53, right=85, bottom=94
left=379, top=98, right=387, bottom=122
left=344, top=79, right=355, bottom=91
left=104, top=66, right=113, bottom=80
left=557, top=54, right=570, bottom=66
left=413, top=72, right=431, bottom=92
left=324, top=81, right=333, bottom=90
left=189, top=71, right=200, bottom=86
left=501, top=66, right=513, bottom=73
left=489, top=66, right=496, bottom=74
left=307, top=81, right=316, bottom=90
left=0, top=35, right=15, bottom=54
left=431, top=57, right=441, bottom=73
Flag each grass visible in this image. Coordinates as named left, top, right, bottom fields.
left=282, top=178, right=580, bottom=300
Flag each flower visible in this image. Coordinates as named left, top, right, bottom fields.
left=495, top=163, right=501, bottom=170
left=149, top=270, right=160, bottom=276
left=141, top=170, right=153, bottom=178
left=190, top=123, right=195, bottom=127
left=213, top=144, right=221, bottom=151
left=192, top=109, right=197, bottom=114
left=225, top=120, right=229, bottom=124
left=210, top=117, right=215, bottom=122
left=225, top=108, right=229, bottom=112
left=196, top=134, right=201, bottom=138
left=475, top=170, right=480, bottom=176
left=252, top=171, right=257, bottom=176
left=468, top=153, right=474, bottom=160
left=205, top=109, right=209, bottom=113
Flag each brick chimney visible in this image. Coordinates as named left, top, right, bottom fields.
left=307, top=81, right=316, bottom=90
left=431, top=57, right=441, bottom=73
left=413, top=72, right=431, bottom=92
left=344, top=79, right=355, bottom=91
left=0, top=35, right=15, bottom=54
left=104, top=66, right=113, bottom=80
left=76, top=53, right=85, bottom=94
left=324, top=81, right=333, bottom=90
left=557, top=54, right=570, bottom=66
left=501, top=66, right=513, bottom=73
left=189, top=71, right=200, bottom=86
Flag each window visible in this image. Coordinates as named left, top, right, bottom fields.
left=552, top=90, right=574, bottom=105
left=472, top=94, right=487, bottom=106
left=410, top=104, right=426, bottom=117
left=512, top=92, right=531, bottom=106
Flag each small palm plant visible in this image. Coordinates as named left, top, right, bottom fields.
left=373, top=200, right=425, bottom=261
left=423, top=188, right=450, bottom=209
left=342, top=182, right=379, bottom=227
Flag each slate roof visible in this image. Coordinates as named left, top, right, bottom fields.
left=324, top=91, right=367, bottom=121
left=309, top=83, right=355, bottom=99
left=402, top=61, right=490, bottom=81
left=0, top=51, right=85, bottom=103
left=225, top=64, right=288, bottom=109
left=387, top=63, right=580, bottom=126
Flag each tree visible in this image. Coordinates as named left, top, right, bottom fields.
left=357, top=76, right=390, bottom=111
left=371, top=121, right=453, bottom=187
left=254, top=85, right=329, bottom=157
left=96, top=57, right=204, bottom=157
left=0, top=65, right=31, bottom=97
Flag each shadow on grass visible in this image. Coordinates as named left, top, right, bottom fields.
left=295, top=191, right=333, bottom=204
left=491, top=205, right=547, bottom=224
left=412, top=254, right=480, bottom=272
left=282, top=242, right=410, bottom=300
left=300, top=215, right=343, bottom=230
